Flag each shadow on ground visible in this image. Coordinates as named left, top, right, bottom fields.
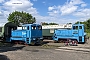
left=0, top=55, right=10, bottom=60
left=0, top=43, right=25, bottom=53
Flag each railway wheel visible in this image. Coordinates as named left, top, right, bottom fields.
left=64, top=41, right=69, bottom=46
left=71, top=40, right=78, bottom=46
left=74, top=40, right=78, bottom=46
left=54, top=40, right=58, bottom=43
left=30, top=42, right=35, bottom=45
left=38, top=40, right=43, bottom=45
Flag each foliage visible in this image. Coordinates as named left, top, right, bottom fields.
left=49, top=23, right=58, bottom=25
left=75, top=19, right=90, bottom=33
left=7, top=11, right=36, bottom=26
left=66, top=23, right=72, bottom=24
left=41, top=22, right=49, bottom=25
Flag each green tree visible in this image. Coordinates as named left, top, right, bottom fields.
left=41, top=22, right=49, bottom=25
left=67, top=23, right=72, bottom=24
left=49, top=23, right=58, bottom=25
left=75, top=19, right=90, bottom=33
left=75, top=21, right=83, bottom=24
left=7, top=11, right=36, bottom=26
left=84, top=19, right=90, bottom=33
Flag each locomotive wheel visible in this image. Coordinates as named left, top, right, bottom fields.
left=30, top=42, right=35, bottom=45
left=69, top=41, right=72, bottom=46
left=54, top=40, right=58, bottom=43
left=40, top=40, right=43, bottom=45
left=64, top=41, right=69, bottom=46
left=36, top=40, right=43, bottom=45
left=70, top=40, right=78, bottom=46
left=74, top=41, right=78, bottom=46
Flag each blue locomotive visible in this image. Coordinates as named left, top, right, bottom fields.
left=0, top=22, right=87, bottom=45
left=3, top=22, right=43, bottom=45
left=53, top=23, right=86, bottom=44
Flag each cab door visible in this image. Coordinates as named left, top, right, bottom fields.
left=78, top=26, right=83, bottom=36
left=72, top=26, right=78, bottom=37
left=78, top=25, right=84, bottom=42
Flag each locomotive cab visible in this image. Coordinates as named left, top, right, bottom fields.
left=72, top=24, right=86, bottom=43
left=53, top=23, right=86, bottom=43
left=10, top=24, right=43, bottom=45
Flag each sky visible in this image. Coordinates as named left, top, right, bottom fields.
left=0, top=0, right=90, bottom=26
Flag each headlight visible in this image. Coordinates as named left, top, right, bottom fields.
left=40, top=37, right=43, bottom=40
left=33, top=38, right=36, bottom=40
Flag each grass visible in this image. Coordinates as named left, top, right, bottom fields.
left=86, top=33, right=90, bottom=38
left=41, top=44, right=59, bottom=49
left=0, top=42, right=14, bottom=47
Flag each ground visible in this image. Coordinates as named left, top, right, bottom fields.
left=0, top=39, right=90, bottom=60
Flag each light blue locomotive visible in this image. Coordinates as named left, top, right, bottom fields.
left=53, top=23, right=86, bottom=44
left=11, top=24, right=43, bottom=45
left=4, top=22, right=43, bottom=45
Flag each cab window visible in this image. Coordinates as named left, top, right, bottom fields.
left=79, top=26, right=82, bottom=29
left=73, top=26, right=78, bottom=30
left=32, top=26, right=36, bottom=30
left=76, top=26, right=78, bottom=30
left=22, top=26, right=27, bottom=30
left=37, top=26, right=42, bottom=30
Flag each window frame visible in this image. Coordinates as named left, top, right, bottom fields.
left=37, top=26, right=42, bottom=30
left=73, top=26, right=78, bottom=30
left=22, top=26, right=27, bottom=30
left=32, top=26, right=36, bottom=30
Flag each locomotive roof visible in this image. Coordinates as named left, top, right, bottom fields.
left=73, top=24, right=84, bottom=26
left=4, top=22, right=17, bottom=27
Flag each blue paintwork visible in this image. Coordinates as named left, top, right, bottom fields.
left=53, top=24, right=86, bottom=43
left=10, top=24, right=43, bottom=44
